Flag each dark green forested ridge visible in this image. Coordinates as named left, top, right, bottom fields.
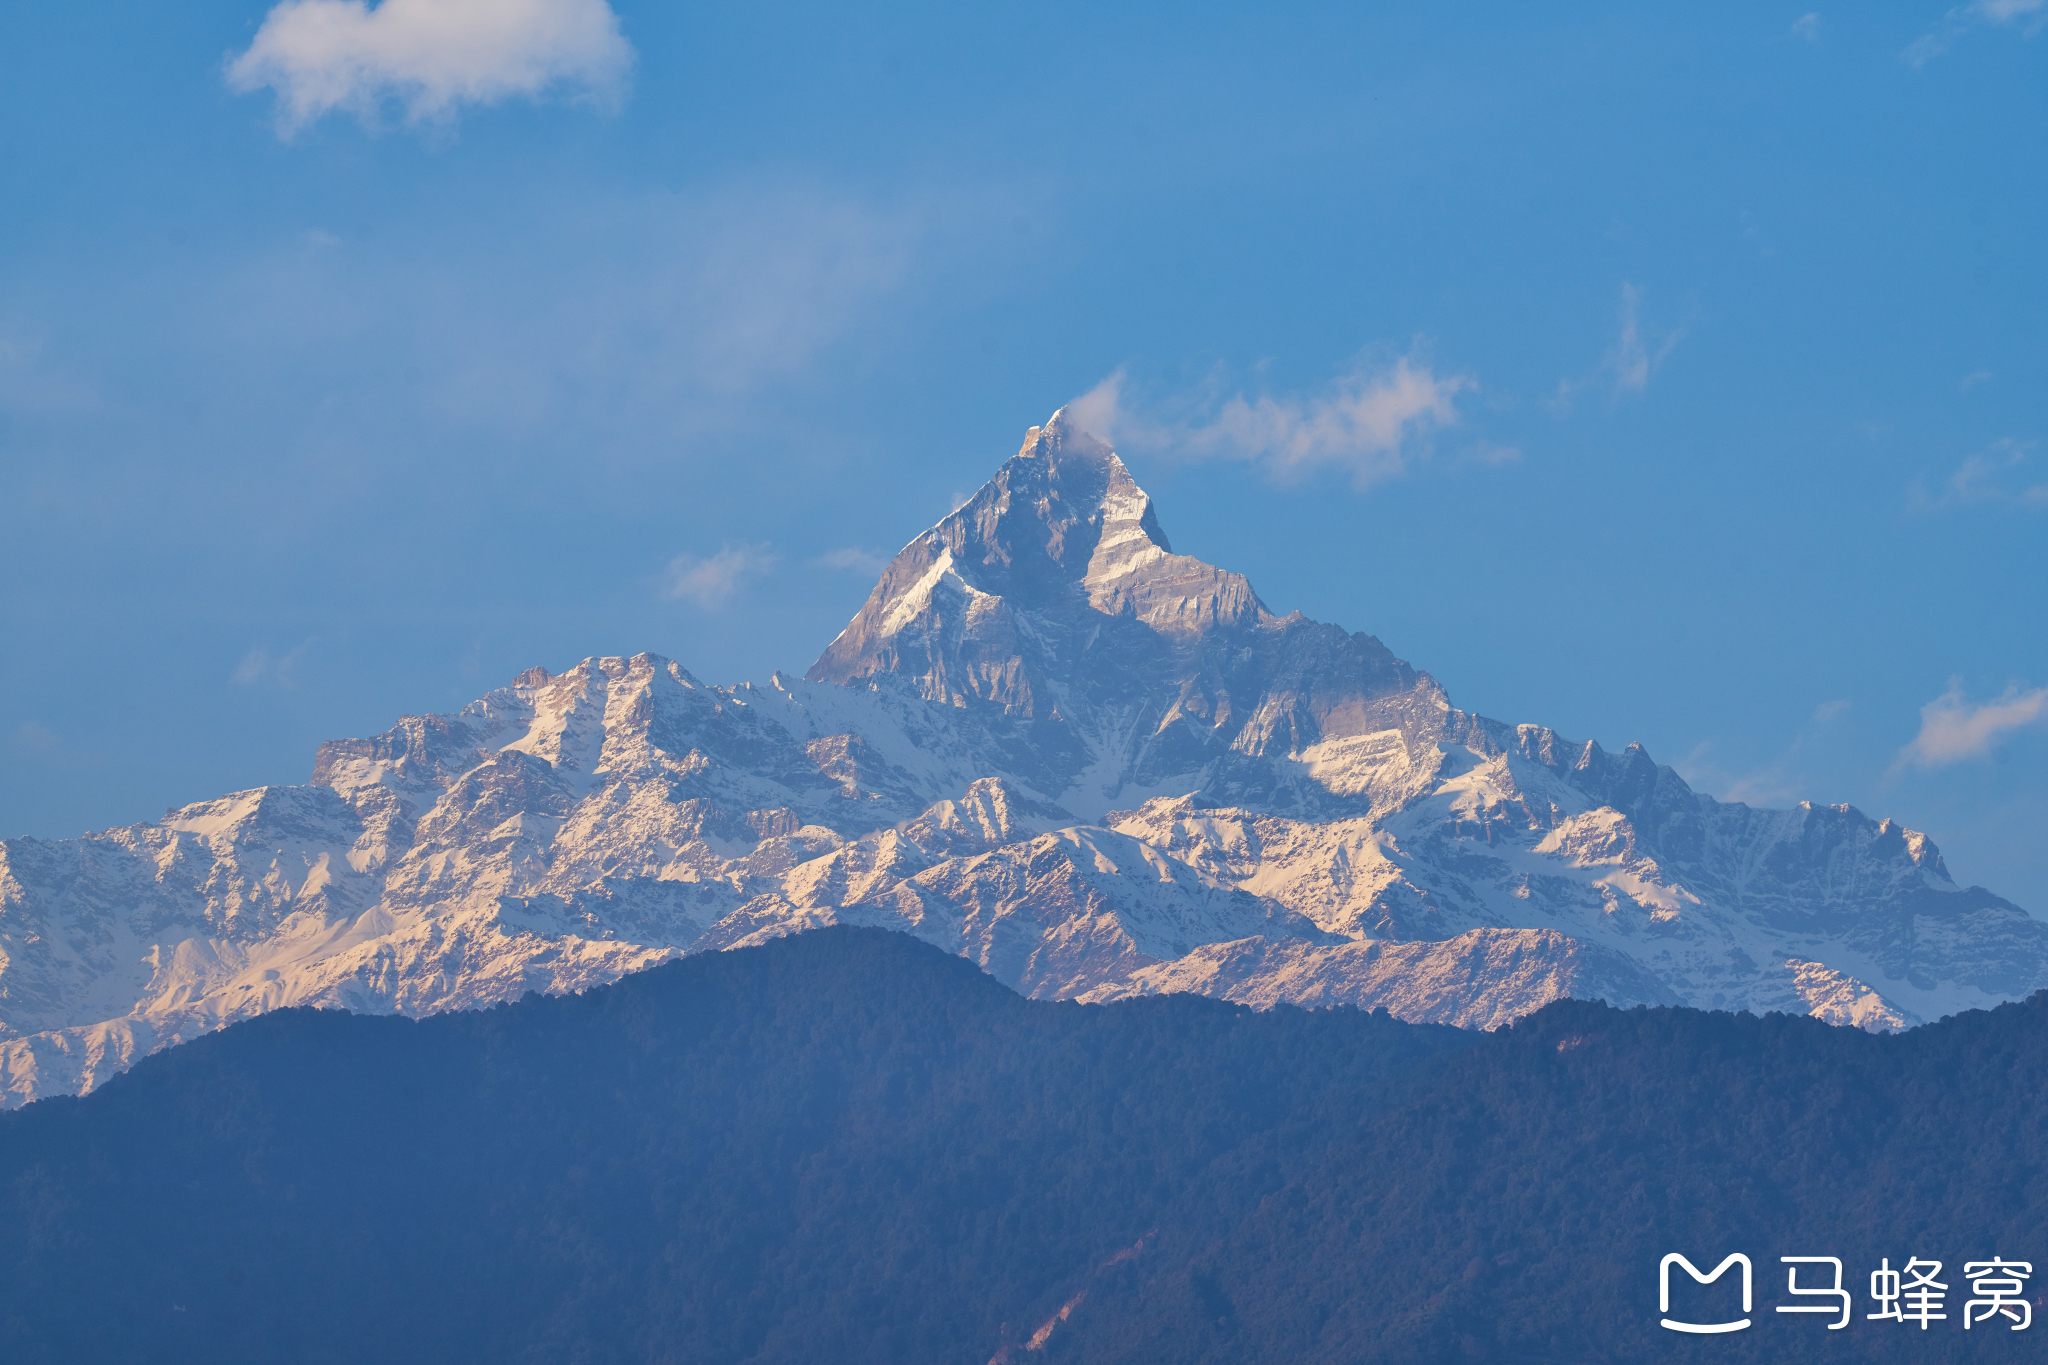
left=1, top=926, right=2044, bottom=1364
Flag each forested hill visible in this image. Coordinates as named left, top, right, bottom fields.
left=2, top=928, right=2044, bottom=1365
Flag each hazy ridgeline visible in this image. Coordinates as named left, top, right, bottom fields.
left=1, top=927, right=2042, bottom=1364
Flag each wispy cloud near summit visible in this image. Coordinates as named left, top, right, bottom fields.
left=1896, top=679, right=2048, bottom=769
left=1912, top=439, right=2048, bottom=511
left=227, top=0, right=633, bottom=135
left=664, top=544, right=777, bottom=609
left=1550, top=284, right=1683, bottom=412
left=1903, top=0, right=2045, bottom=66
left=1068, top=350, right=1482, bottom=493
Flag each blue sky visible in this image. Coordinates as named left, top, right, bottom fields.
left=2, top=1, right=2043, bottom=907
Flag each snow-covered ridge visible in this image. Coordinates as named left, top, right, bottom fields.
left=3, top=410, right=2042, bottom=1105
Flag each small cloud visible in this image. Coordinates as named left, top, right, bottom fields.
left=1791, top=12, right=1822, bottom=41
left=1550, top=284, right=1683, bottom=413
left=233, top=649, right=274, bottom=686
left=303, top=228, right=343, bottom=249
left=1719, top=771, right=1806, bottom=808
left=1960, top=370, right=1995, bottom=391
left=1609, top=284, right=1682, bottom=395
left=1061, top=372, right=1127, bottom=453
left=1461, top=440, right=1522, bottom=469
left=1903, top=32, right=1948, bottom=63
left=815, top=546, right=889, bottom=575
left=663, top=543, right=776, bottom=608
left=1677, top=739, right=1806, bottom=808
left=233, top=640, right=313, bottom=688
left=1069, top=347, right=1476, bottom=493
left=1911, top=438, right=2048, bottom=511
left=1675, top=699, right=1855, bottom=806
left=226, top=0, right=635, bottom=136
left=1903, top=0, right=2045, bottom=66
left=1895, top=678, right=2048, bottom=769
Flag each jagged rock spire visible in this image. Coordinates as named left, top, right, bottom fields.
left=807, top=408, right=1274, bottom=713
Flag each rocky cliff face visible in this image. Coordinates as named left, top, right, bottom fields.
left=4, top=410, right=2042, bottom=1104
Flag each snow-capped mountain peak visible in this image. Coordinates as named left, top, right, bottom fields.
left=809, top=410, right=1275, bottom=712
left=3, top=410, right=2042, bottom=1106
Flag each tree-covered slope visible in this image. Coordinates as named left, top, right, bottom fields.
left=2, top=926, right=2043, bottom=1364
left=0, top=927, right=1465, bottom=1364
left=1057, top=991, right=2048, bottom=1363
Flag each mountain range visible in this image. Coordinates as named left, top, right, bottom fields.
left=4, top=409, right=2043, bottom=1105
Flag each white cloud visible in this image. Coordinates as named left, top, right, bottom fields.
left=233, top=640, right=313, bottom=688
left=1904, top=0, right=2045, bottom=66
left=663, top=543, right=777, bottom=608
left=1068, top=349, right=1476, bottom=492
left=1896, top=679, right=2048, bottom=768
left=1609, top=283, right=1682, bottom=395
left=1550, top=284, right=1683, bottom=412
left=1913, top=438, right=2048, bottom=511
left=1060, top=375, right=1130, bottom=453
left=226, top=0, right=634, bottom=135
left=1790, top=12, right=1822, bottom=41
left=815, top=546, right=890, bottom=575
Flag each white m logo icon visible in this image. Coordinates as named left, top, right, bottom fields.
left=1660, top=1253, right=1753, bottom=1334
